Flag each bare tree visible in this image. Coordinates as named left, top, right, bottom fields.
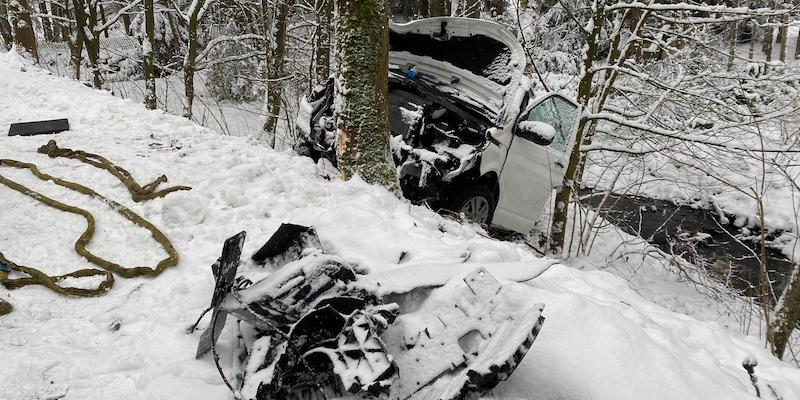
left=143, top=0, right=156, bottom=109
left=263, top=0, right=289, bottom=145
left=762, top=11, right=773, bottom=62
left=334, top=0, right=398, bottom=190
left=182, top=0, right=211, bottom=119
left=49, top=0, right=64, bottom=41
left=59, top=0, right=85, bottom=80
left=548, top=1, right=796, bottom=255
left=777, top=2, right=788, bottom=62
left=74, top=0, right=103, bottom=87
left=38, top=0, right=53, bottom=40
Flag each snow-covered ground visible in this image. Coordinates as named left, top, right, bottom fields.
left=1, top=51, right=799, bottom=400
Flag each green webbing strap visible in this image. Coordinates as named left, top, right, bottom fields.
left=0, top=143, right=187, bottom=313
left=37, top=140, right=191, bottom=202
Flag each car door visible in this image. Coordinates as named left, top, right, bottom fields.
left=492, top=93, right=579, bottom=233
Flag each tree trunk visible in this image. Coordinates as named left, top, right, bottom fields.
left=748, top=19, right=758, bottom=61
left=183, top=0, right=206, bottom=118
left=63, top=0, right=84, bottom=80
left=334, top=0, right=398, bottom=191
left=429, top=0, right=447, bottom=16
left=39, top=1, right=53, bottom=41
left=165, top=11, right=181, bottom=51
left=121, top=11, right=131, bottom=35
left=144, top=0, right=157, bottom=109
left=762, top=16, right=773, bottom=62
left=0, top=0, right=13, bottom=49
left=73, top=0, right=103, bottom=89
left=778, top=8, right=787, bottom=62
left=315, top=0, right=332, bottom=84
left=549, top=4, right=606, bottom=254
left=796, top=27, right=800, bottom=59
left=418, top=0, right=429, bottom=17
left=727, top=0, right=739, bottom=71
left=99, top=2, right=108, bottom=38
left=50, top=0, right=63, bottom=41
left=263, top=0, right=289, bottom=145
left=8, top=0, right=39, bottom=62
left=768, top=264, right=800, bottom=358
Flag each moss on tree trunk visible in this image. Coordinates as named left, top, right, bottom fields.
left=334, top=0, right=398, bottom=192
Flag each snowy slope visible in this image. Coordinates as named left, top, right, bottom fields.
left=1, top=51, right=799, bottom=400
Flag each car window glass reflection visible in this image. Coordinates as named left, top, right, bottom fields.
left=524, top=97, right=577, bottom=152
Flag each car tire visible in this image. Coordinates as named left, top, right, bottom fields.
left=446, top=185, right=496, bottom=225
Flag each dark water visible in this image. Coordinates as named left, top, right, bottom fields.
left=580, top=190, right=795, bottom=295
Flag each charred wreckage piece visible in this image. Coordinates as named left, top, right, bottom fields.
left=195, top=224, right=546, bottom=400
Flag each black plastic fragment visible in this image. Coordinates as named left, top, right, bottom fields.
left=211, top=231, right=247, bottom=307
left=8, top=119, right=70, bottom=136
left=251, top=223, right=321, bottom=265
left=196, top=231, right=246, bottom=358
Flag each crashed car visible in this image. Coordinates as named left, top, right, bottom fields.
left=296, top=17, right=579, bottom=234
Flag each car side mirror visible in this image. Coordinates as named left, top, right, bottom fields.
left=516, top=121, right=556, bottom=146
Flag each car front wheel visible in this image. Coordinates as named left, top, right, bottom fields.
left=447, top=185, right=496, bottom=225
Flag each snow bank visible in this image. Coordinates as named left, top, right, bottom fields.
left=0, top=51, right=798, bottom=400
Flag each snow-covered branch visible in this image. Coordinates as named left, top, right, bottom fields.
left=196, top=34, right=266, bottom=63
left=95, top=0, right=143, bottom=33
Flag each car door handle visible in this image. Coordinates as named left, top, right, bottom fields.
left=554, top=160, right=565, bottom=169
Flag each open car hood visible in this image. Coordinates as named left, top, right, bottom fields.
left=389, top=17, right=527, bottom=124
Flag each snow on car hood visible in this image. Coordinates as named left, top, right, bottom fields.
left=389, top=17, right=527, bottom=124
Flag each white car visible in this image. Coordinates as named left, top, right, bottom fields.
left=296, top=17, right=579, bottom=234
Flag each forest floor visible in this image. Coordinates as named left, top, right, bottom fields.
left=1, top=50, right=800, bottom=400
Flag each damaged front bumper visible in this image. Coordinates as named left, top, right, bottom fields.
left=195, top=225, right=545, bottom=400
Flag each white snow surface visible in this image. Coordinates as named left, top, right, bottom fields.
left=1, top=51, right=799, bottom=400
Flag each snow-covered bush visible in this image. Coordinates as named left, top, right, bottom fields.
left=130, top=10, right=188, bottom=73
left=204, top=22, right=264, bottom=102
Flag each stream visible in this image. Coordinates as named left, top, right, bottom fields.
left=580, top=190, right=795, bottom=296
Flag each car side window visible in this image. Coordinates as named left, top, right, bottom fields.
left=523, top=96, right=577, bottom=152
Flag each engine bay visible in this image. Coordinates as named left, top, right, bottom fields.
left=296, top=72, right=494, bottom=204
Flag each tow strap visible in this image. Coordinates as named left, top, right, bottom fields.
left=0, top=140, right=188, bottom=315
